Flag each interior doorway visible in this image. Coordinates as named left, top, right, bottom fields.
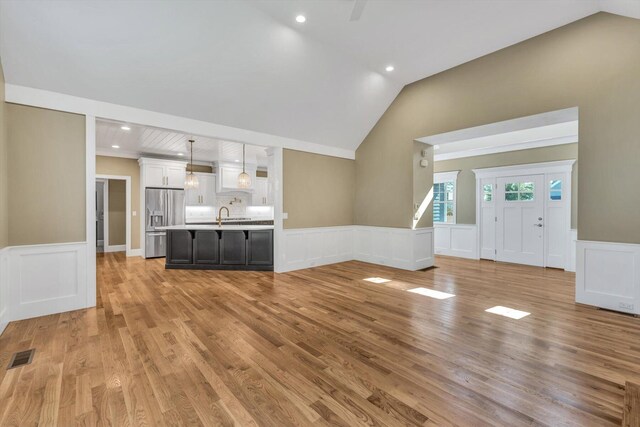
left=95, top=179, right=107, bottom=253
left=95, top=174, right=132, bottom=256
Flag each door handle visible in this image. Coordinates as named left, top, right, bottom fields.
left=534, top=223, right=543, bottom=227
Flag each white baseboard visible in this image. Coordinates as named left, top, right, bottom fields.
left=434, top=224, right=478, bottom=260
left=128, top=248, right=142, bottom=257
left=576, top=239, right=640, bottom=315
left=6, top=241, right=92, bottom=322
left=279, top=225, right=434, bottom=273
left=104, top=244, right=126, bottom=253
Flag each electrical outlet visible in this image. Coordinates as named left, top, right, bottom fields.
left=619, top=302, right=634, bottom=311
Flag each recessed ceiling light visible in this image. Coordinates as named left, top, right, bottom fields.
left=385, top=65, right=394, bottom=72
left=234, top=159, right=240, bottom=162
left=111, top=145, right=120, bottom=149
left=177, top=153, right=184, bottom=156
left=121, top=126, right=130, bottom=131
left=295, top=15, right=306, bottom=23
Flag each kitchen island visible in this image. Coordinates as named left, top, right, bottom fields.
left=158, top=224, right=274, bottom=271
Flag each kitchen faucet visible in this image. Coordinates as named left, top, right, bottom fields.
left=217, top=206, right=230, bottom=227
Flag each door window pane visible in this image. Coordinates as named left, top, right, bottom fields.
left=549, top=180, right=562, bottom=200
left=519, top=182, right=534, bottom=192
left=483, top=184, right=492, bottom=202
left=505, top=181, right=535, bottom=202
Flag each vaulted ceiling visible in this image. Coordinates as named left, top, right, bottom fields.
left=1, top=1, right=638, bottom=152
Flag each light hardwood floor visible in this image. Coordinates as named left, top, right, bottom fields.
left=1, top=253, right=639, bottom=426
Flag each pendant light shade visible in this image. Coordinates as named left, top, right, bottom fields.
left=185, top=139, right=199, bottom=189
left=237, top=144, right=251, bottom=188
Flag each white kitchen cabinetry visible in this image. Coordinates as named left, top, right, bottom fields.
left=253, top=177, right=270, bottom=205
left=217, top=162, right=256, bottom=192
left=139, top=158, right=187, bottom=188
left=185, top=173, right=216, bottom=206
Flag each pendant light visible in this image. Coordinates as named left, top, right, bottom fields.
left=237, top=144, right=251, bottom=188
left=184, top=139, right=199, bottom=189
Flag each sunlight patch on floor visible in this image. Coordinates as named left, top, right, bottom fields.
left=485, top=305, right=530, bottom=319
left=407, top=287, right=455, bottom=299
left=363, top=277, right=392, bottom=284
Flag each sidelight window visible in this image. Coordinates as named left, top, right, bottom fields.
left=549, top=179, right=562, bottom=201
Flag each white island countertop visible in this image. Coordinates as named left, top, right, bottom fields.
left=157, top=224, right=274, bottom=231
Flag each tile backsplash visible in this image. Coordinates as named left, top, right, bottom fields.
left=185, top=191, right=273, bottom=222
left=216, top=193, right=250, bottom=217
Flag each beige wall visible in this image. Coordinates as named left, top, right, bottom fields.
left=7, top=104, right=85, bottom=246
left=283, top=149, right=355, bottom=229
left=96, top=156, right=140, bottom=249
left=108, top=179, right=126, bottom=246
left=435, top=144, right=578, bottom=227
left=186, top=164, right=213, bottom=173
left=0, top=61, right=7, bottom=249
left=356, top=13, right=640, bottom=243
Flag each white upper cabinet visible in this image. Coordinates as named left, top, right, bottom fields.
left=139, top=158, right=187, bottom=188
left=185, top=173, right=216, bottom=207
left=166, top=165, right=187, bottom=188
left=217, top=162, right=256, bottom=192
left=253, top=177, right=271, bottom=205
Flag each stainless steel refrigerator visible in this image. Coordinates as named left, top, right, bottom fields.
left=145, top=188, right=185, bottom=258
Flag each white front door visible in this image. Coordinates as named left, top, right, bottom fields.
left=496, top=174, right=544, bottom=266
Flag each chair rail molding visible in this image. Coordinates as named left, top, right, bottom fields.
left=576, top=239, right=640, bottom=315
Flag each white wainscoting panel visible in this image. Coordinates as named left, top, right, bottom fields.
left=0, top=247, right=9, bottom=335
left=434, top=224, right=478, bottom=260
left=281, top=226, right=434, bottom=273
left=7, top=242, right=91, bottom=321
left=576, top=240, right=640, bottom=315
left=281, top=227, right=354, bottom=272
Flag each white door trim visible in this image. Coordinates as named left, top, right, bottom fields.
left=473, top=159, right=575, bottom=269
left=95, top=178, right=109, bottom=249
left=96, top=174, right=132, bottom=257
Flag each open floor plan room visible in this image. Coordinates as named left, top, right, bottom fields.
left=1, top=1, right=640, bottom=425
left=1, top=254, right=639, bottom=426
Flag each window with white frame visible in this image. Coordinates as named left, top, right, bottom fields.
left=433, top=171, right=459, bottom=223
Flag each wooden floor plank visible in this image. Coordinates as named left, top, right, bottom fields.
left=1, top=252, right=639, bottom=426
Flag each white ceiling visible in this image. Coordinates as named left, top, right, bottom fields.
left=2, top=1, right=638, bottom=152
left=96, top=119, right=269, bottom=167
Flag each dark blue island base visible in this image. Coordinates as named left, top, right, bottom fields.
left=165, top=229, right=274, bottom=271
